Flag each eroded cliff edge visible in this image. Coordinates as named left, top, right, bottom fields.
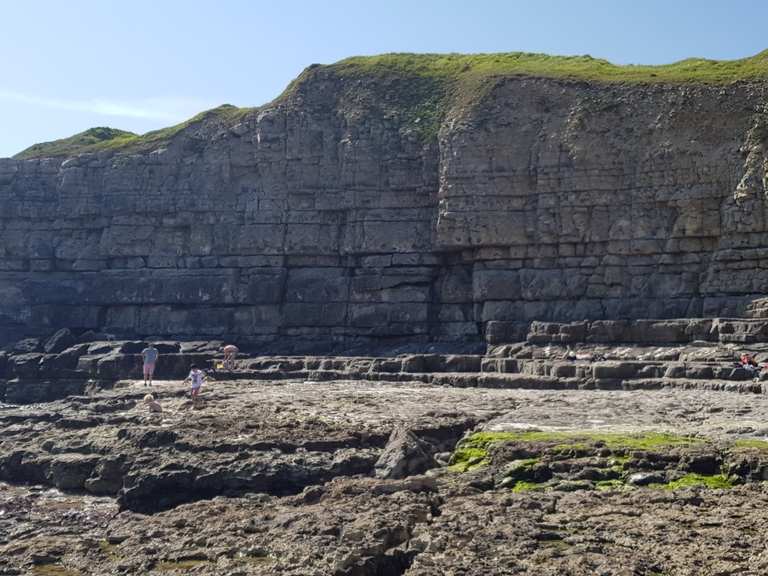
left=4, top=54, right=768, bottom=347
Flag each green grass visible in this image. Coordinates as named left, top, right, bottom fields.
left=332, top=50, right=768, bottom=85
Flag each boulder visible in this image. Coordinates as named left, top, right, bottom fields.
left=38, top=344, right=91, bottom=376
left=118, top=341, right=148, bottom=354
left=84, top=457, right=128, bottom=495
left=12, top=338, right=41, bottom=353
left=152, top=341, right=181, bottom=354
left=87, top=341, right=120, bottom=355
left=9, top=353, right=44, bottom=379
left=96, top=353, right=140, bottom=381
left=48, top=454, right=102, bottom=490
left=43, top=328, right=76, bottom=354
left=77, top=330, right=114, bottom=343
left=592, top=362, right=640, bottom=380
left=627, top=472, right=666, bottom=486
left=152, top=353, right=216, bottom=379
left=374, top=427, right=435, bottom=479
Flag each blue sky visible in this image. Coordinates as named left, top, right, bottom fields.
left=2, top=0, right=767, bottom=157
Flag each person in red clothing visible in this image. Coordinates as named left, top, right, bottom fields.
left=740, top=353, right=760, bottom=381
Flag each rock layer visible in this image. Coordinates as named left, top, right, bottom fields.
left=4, top=64, right=768, bottom=346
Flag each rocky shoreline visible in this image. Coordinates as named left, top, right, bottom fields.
left=6, top=318, right=768, bottom=406
left=4, top=360, right=768, bottom=574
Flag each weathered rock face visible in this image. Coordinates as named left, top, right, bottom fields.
left=3, top=67, right=768, bottom=346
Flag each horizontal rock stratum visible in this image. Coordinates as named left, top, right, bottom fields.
left=4, top=51, right=768, bottom=347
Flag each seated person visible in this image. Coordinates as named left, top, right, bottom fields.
left=740, top=353, right=761, bottom=379
left=143, top=393, right=163, bottom=413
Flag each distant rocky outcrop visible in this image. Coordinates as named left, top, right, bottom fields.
left=4, top=53, right=768, bottom=347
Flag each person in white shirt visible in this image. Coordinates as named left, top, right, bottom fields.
left=184, top=364, right=206, bottom=403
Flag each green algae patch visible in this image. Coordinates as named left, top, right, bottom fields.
left=448, top=430, right=701, bottom=474
left=462, top=430, right=701, bottom=452
left=448, top=446, right=489, bottom=472
left=665, top=474, right=734, bottom=490
left=595, top=479, right=626, bottom=491
left=98, top=540, right=120, bottom=562
left=608, top=455, right=631, bottom=466
left=551, top=442, right=592, bottom=456
left=648, top=474, right=734, bottom=491
left=503, top=458, right=540, bottom=473
left=733, top=438, right=768, bottom=450
left=511, top=480, right=550, bottom=493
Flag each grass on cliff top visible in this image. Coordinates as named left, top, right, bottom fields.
left=18, top=49, right=768, bottom=160
left=332, top=50, right=768, bottom=84
left=14, top=104, right=250, bottom=160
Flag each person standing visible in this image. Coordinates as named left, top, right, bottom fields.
left=141, top=343, right=159, bottom=386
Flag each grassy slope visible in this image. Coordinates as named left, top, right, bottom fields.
left=14, top=104, right=249, bottom=160
left=331, top=50, right=768, bottom=84
left=14, top=127, right=138, bottom=160
left=16, top=50, right=768, bottom=159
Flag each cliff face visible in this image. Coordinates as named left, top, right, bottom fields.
left=3, top=59, right=768, bottom=347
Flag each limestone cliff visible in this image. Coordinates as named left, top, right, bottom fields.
left=4, top=53, right=768, bottom=347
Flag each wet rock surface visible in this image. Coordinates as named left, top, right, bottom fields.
left=4, top=376, right=768, bottom=574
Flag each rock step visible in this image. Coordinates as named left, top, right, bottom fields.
left=203, top=369, right=767, bottom=394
